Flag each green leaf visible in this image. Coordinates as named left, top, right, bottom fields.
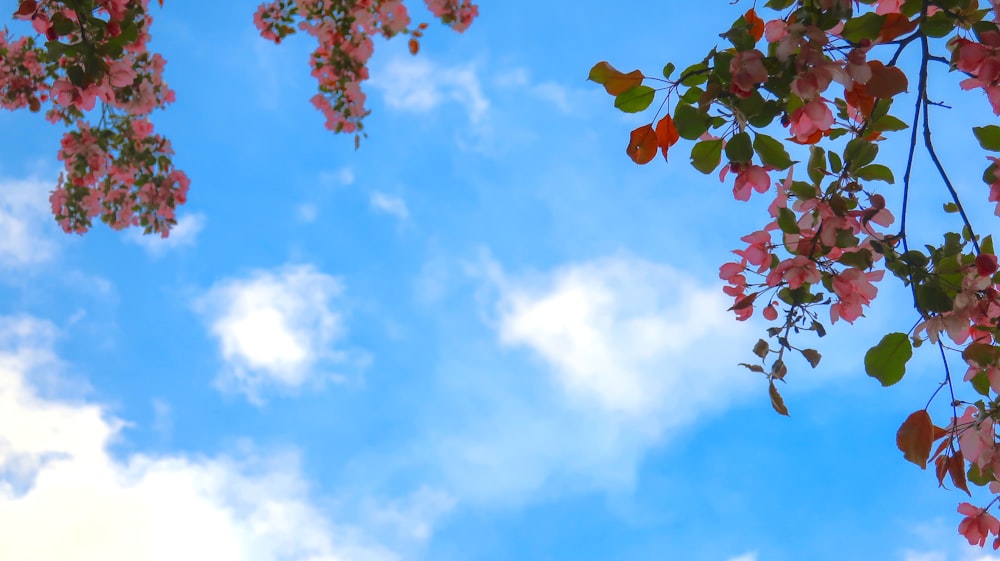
left=837, top=249, right=874, bottom=270
left=969, top=462, right=996, bottom=486
left=844, top=138, right=879, bottom=171
left=807, top=146, right=826, bottom=184
left=674, top=104, right=710, bottom=140
left=614, top=85, right=656, bottom=113
left=920, top=11, right=955, bottom=37
left=679, top=62, right=709, bottom=86
left=690, top=139, right=724, bottom=174
left=915, top=284, right=953, bottom=314
left=725, top=132, right=753, bottom=163
left=662, top=62, right=675, bottom=79
left=828, top=151, right=843, bottom=174
left=943, top=202, right=959, bottom=213
left=963, top=343, right=1000, bottom=366
left=974, top=125, right=1000, bottom=151
left=753, top=134, right=792, bottom=169
left=856, top=164, right=895, bottom=183
left=842, top=12, right=886, bottom=43
left=776, top=207, right=799, bottom=234
left=865, top=332, right=913, bottom=387
left=971, top=370, right=992, bottom=397
left=871, top=115, right=909, bottom=131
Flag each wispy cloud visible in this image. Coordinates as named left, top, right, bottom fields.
left=0, top=176, right=60, bottom=269
left=126, top=212, right=206, bottom=257
left=370, top=192, right=409, bottom=221
left=372, top=57, right=489, bottom=124
left=423, top=254, right=758, bottom=504
left=0, top=314, right=401, bottom=561
left=193, top=264, right=353, bottom=403
left=494, top=67, right=574, bottom=113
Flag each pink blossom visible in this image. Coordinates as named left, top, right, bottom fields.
left=733, top=165, right=771, bottom=201
left=958, top=502, right=1000, bottom=547
left=765, top=256, right=821, bottom=289
left=788, top=98, right=834, bottom=142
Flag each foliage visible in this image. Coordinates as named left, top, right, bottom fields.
left=591, top=0, right=1000, bottom=548
left=1, top=0, right=477, bottom=236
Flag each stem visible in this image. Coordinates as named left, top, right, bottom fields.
left=919, top=31, right=981, bottom=255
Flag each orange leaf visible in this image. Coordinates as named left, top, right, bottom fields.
left=896, top=410, right=934, bottom=469
left=655, top=115, right=680, bottom=161
left=627, top=124, right=658, bottom=165
left=845, top=82, right=876, bottom=119
left=935, top=455, right=949, bottom=487
left=745, top=8, right=765, bottom=43
left=789, top=129, right=824, bottom=145
left=878, top=13, right=918, bottom=42
left=408, top=38, right=419, bottom=55
left=768, top=381, right=789, bottom=416
left=930, top=435, right=951, bottom=461
left=950, top=450, right=972, bottom=496
left=932, top=424, right=950, bottom=441
left=589, top=61, right=644, bottom=96
left=867, top=61, right=909, bottom=99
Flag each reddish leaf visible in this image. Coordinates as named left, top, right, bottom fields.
left=744, top=8, right=765, bottom=42
left=950, top=450, right=972, bottom=496
left=930, top=435, right=951, bottom=461
left=846, top=82, right=876, bottom=119
left=932, top=424, right=950, bottom=441
left=878, top=13, right=918, bottom=42
left=935, top=455, right=949, bottom=487
left=867, top=61, right=908, bottom=99
left=896, top=410, right=934, bottom=469
left=14, top=0, right=36, bottom=16
left=655, top=115, right=680, bottom=161
left=589, top=61, right=644, bottom=96
left=728, top=291, right=759, bottom=311
left=408, top=39, right=420, bottom=55
left=768, top=381, right=789, bottom=416
left=789, top=129, right=824, bottom=145
left=627, top=124, right=658, bottom=165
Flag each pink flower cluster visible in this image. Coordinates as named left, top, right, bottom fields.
left=50, top=117, right=188, bottom=236
left=5, top=0, right=184, bottom=236
left=0, top=31, right=48, bottom=112
left=951, top=31, right=1000, bottom=115
left=254, top=0, right=478, bottom=134
left=720, top=167, right=894, bottom=325
left=917, top=257, right=1000, bottom=346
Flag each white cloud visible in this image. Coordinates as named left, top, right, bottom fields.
left=427, top=255, right=758, bottom=503
left=369, top=192, right=409, bottom=220
left=193, top=265, right=351, bottom=402
left=364, top=486, right=456, bottom=542
left=0, top=314, right=398, bottom=561
left=494, top=256, right=755, bottom=419
left=726, top=554, right=758, bottom=561
left=0, top=175, right=60, bottom=269
left=320, top=167, right=356, bottom=188
left=126, top=212, right=206, bottom=257
left=297, top=203, right=319, bottom=223
left=494, top=68, right=572, bottom=112
left=372, top=57, right=489, bottom=124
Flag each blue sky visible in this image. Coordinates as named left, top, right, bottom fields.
left=2, top=1, right=1000, bottom=560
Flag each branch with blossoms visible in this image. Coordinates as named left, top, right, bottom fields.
left=592, top=0, right=1000, bottom=547
left=5, top=0, right=184, bottom=236
left=253, top=0, right=479, bottom=146
left=1, top=0, right=478, bottom=237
